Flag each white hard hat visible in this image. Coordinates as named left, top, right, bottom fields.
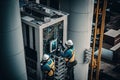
left=65, top=40, right=73, bottom=46
left=43, top=54, right=49, bottom=60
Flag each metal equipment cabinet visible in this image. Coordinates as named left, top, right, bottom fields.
left=21, top=3, right=68, bottom=80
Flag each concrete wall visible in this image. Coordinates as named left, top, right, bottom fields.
left=60, top=0, right=94, bottom=80
left=0, top=0, right=27, bottom=80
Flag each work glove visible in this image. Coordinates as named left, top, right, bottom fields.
left=59, top=40, right=63, bottom=45
left=41, top=63, right=43, bottom=66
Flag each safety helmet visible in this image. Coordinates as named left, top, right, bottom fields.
left=65, top=40, right=73, bottom=46
left=43, top=54, right=49, bottom=60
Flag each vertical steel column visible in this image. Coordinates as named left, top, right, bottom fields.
left=0, top=0, right=27, bottom=80
left=96, top=0, right=107, bottom=80
left=60, top=0, right=94, bottom=80
left=90, top=0, right=100, bottom=80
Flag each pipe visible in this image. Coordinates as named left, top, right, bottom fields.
left=60, top=0, right=94, bottom=80
left=0, top=0, right=27, bottom=80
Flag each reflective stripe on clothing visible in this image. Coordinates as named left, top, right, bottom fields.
left=65, top=49, right=75, bottom=62
left=69, top=49, right=75, bottom=62
left=46, top=59, right=55, bottom=76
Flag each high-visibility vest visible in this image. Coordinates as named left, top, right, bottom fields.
left=46, top=59, right=55, bottom=76
left=65, top=49, right=75, bottom=62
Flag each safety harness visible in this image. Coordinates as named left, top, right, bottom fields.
left=46, top=59, right=55, bottom=76
left=65, top=49, right=75, bottom=63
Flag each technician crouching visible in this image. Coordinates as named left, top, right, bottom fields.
left=41, top=54, right=55, bottom=80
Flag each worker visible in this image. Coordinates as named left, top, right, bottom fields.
left=41, top=54, right=55, bottom=80
left=60, top=40, right=77, bottom=80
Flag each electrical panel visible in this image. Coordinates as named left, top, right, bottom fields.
left=21, top=2, right=68, bottom=80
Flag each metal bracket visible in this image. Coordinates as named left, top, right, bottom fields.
left=84, top=48, right=92, bottom=64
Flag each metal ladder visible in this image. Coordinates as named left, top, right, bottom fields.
left=53, top=55, right=67, bottom=80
